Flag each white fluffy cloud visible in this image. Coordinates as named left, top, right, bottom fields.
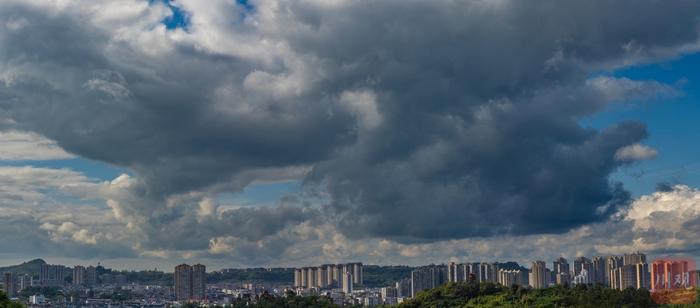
left=0, top=130, right=73, bottom=160
left=615, top=143, right=659, bottom=162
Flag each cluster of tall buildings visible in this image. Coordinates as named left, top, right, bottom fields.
left=1, top=262, right=124, bottom=298
left=411, top=262, right=530, bottom=297
left=174, top=264, right=207, bottom=301
left=446, top=262, right=506, bottom=285
left=293, top=263, right=363, bottom=293
left=71, top=265, right=98, bottom=287
left=2, top=274, right=33, bottom=298
left=410, top=265, right=449, bottom=298
left=40, top=264, right=66, bottom=286
left=650, top=259, right=696, bottom=290
left=401, top=252, right=658, bottom=299
left=532, top=252, right=650, bottom=290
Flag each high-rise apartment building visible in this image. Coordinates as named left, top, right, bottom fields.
left=73, top=266, right=86, bottom=286
left=651, top=259, right=692, bottom=290
left=478, top=262, right=499, bottom=283
left=556, top=272, right=571, bottom=285
left=635, top=262, right=650, bottom=290
left=334, top=265, right=343, bottom=288
left=317, top=266, right=328, bottom=288
left=85, top=266, right=97, bottom=286
left=294, top=268, right=302, bottom=287
left=592, top=256, right=607, bottom=285
left=192, top=264, right=206, bottom=300
left=623, top=252, right=646, bottom=266
left=573, top=257, right=593, bottom=283
left=410, top=265, right=448, bottom=298
left=293, top=263, right=362, bottom=289
left=380, top=286, right=397, bottom=300
left=498, top=269, right=528, bottom=287
left=174, top=264, right=206, bottom=301
left=466, top=263, right=480, bottom=283
left=351, top=263, right=363, bottom=286
left=175, top=264, right=192, bottom=301
left=342, top=270, right=353, bottom=294
left=323, top=264, right=335, bottom=288
left=309, top=267, right=316, bottom=287
left=529, top=261, right=548, bottom=289
left=606, top=256, right=623, bottom=287
left=395, top=279, right=411, bottom=298
left=40, top=264, right=65, bottom=286
left=3, top=273, right=15, bottom=297
left=612, top=264, right=638, bottom=290
left=572, top=269, right=589, bottom=285
left=448, top=262, right=466, bottom=283
left=553, top=257, right=570, bottom=285
left=553, top=257, right=569, bottom=275
left=300, top=267, right=308, bottom=288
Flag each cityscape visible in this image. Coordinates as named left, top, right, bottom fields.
left=3, top=0, right=700, bottom=307
left=1, top=251, right=698, bottom=306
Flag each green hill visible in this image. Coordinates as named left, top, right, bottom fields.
left=397, top=282, right=692, bottom=308
left=0, top=259, right=45, bottom=277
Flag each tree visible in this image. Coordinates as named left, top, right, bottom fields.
left=0, top=291, right=24, bottom=308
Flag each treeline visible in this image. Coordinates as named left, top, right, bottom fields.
left=182, top=291, right=351, bottom=308
left=207, top=268, right=294, bottom=285
left=397, top=282, right=700, bottom=307
left=0, top=291, right=23, bottom=308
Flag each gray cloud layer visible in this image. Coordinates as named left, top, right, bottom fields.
left=1, top=0, right=700, bottom=261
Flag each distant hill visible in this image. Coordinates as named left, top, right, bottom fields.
left=0, top=259, right=46, bottom=276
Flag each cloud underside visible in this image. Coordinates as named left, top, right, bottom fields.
left=3, top=166, right=700, bottom=266
left=0, top=0, right=699, bottom=264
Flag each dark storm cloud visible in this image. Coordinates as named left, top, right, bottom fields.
left=1, top=0, right=699, bottom=251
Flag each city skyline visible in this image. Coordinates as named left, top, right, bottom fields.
left=3, top=0, right=700, bottom=271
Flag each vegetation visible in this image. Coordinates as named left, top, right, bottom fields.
left=236, top=291, right=340, bottom=308
left=397, top=282, right=684, bottom=308
left=363, top=265, right=414, bottom=288
left=0, top=291, right=23, bottom=308
left=18, top=286, right=61, bottom=300
left=207, top=268, right=295, bottom=285
left=184, top=291, right=349, bottom=308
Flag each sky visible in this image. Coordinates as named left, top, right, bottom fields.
left=2, top=0, right=700, bottom=271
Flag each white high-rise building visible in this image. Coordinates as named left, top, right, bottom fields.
left=448, top=262, right=466, bottom=282
left=498, top=269, right=528, bottom=287
left=342, top=270, right=353, bottom=294
left=572, top=269, right=589, bottom=285
left=529, top=261, right=548, bottom=289
left=300, top=268, right=308, bottom=288
left=294, top=269, right=302, bottom=287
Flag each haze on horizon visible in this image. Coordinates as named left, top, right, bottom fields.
left=2, top=0, right=700, bottom=270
